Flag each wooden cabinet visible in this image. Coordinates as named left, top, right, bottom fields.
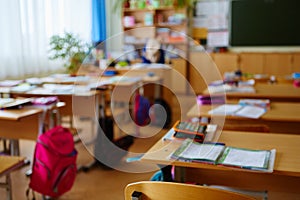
left=264, top=53, right=293, bottom=76
left=211, top=53, right=239, bottom=76
left=291, top=53, right=300, bottom=72
left=239, top=53, right=264, bottom=74
left=187, top=51, right=300, bottom=94
left=171, top=58, right=187, bottom=94
left=188, top=52, right=220, bottom=94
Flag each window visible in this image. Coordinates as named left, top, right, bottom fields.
left=0, top=0, right=92, bottom=79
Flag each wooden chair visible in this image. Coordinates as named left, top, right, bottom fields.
left=0, top=156, right=25, bottom=200
left=124, top=181, right=256, bottom=200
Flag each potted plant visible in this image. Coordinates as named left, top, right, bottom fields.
left=48, top=32, right=91, bottom=75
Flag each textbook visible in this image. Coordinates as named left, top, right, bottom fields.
left=171, top=139, right=276, bottom=172
left=171, top=139, right=225, bottom=164
left=162, top=124, right=218, bottom=143
left=218, top=147, right=275, bottom=172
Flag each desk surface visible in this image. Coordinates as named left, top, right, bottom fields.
left=0, top=107, right=43, bottom=121
left=0, top=107, right=43, bottom=141
left=141, top=130, right=300, bottom=177
left=187, top=102, right=300, bottom=123
left=0, top=156, right=25, bottom=176
left=204, top=83, right=300, bottom=102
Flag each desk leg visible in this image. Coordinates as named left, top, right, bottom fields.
left=9, top=139, right=19, bottom=156
left=0, top=174, right=13, bottom=200
left=6, top=174, right=12, bottom=200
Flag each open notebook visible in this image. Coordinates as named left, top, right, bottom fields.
left=208, top=104, right=266, bottom=119
left=170, top=138, right=276, bottom=172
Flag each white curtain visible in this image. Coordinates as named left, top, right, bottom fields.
left=0, top=0, right=92, bottom=80
left=105, top=0, right=123, bottom=52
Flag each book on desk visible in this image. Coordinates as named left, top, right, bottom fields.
left=170, top=138, right=276, bottom=172
left=0, top=98, right=32, bottom=109
left=162, top=120, right=218, bottom=143
left=208, top=103, right=267, bottom=119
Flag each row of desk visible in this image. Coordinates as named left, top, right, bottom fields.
left=141, top=130, right=300, bottom=199
left=0, top=66, right=170, bottom=156
left=140, top=80, right=300, bottom=199
left=206, top=83, right=300, bottom=102
left=187, top=102, right=300, bottom=134
left=1, top=68, right=300, bottom=199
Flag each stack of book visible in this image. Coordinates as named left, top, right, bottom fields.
left=163, top=120, right=218, bottom=143
left=171, top=138, right=276, bottom=172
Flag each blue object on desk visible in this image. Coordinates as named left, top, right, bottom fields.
left=292, top=72, right=300, bottom=79
left=147, top=72, right=155, bottom=77
left=103, top=70, right=117, bottom=76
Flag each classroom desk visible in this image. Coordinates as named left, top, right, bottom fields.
left=8, top=89, right=102, bottom=138
left=0, top=107, right=43, bottom=155
left=203, top=83, right=300, bottom=102
left=186, top=102, right=300, bottom=134
left=0, top=107, right=43, bottom=140
left=141, top=131, right=300, bottom=199
left=9, top=89, right=100, bottom=117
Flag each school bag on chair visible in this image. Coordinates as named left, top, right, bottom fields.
left=27, top=126, right=77, bottom=199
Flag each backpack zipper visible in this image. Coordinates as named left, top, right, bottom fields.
left=52, top=164, right=76, bottom=194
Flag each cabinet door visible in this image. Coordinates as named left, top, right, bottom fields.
left=292, top=53, right=300, bottom=72
left=189, top=52, right=220, bottom=94
left=171, top=58, right=187, bottom=94
left=211, top=53, right=239, bottom=76
left=264, top=53, right=292, bottom=76
left=240, top=53, right=264, bottom=74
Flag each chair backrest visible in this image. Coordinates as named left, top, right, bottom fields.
left=124, top=181, right=256, bottom=200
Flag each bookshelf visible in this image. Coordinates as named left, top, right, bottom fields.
left=122, top=5, right=189, bottom=58
left=122, top=4, right=190, bottom=95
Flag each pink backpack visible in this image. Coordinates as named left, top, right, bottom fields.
left=28, top=126, right=77, bottom=198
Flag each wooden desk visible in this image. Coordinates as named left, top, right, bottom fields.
left=204, top=83, right=300, bottom=102
left=0, top=156, right=25, bottom=200
left=0, top=107, right=43, bottom=141
left=141, top=131, right=300, bottom=199
left=10, top=89, right=100, bottom=117
left=9, top=89, right=101, bottom=137
left=0, top=107, right=43, bottom=155
left=186, top=102, right=300, bottom=134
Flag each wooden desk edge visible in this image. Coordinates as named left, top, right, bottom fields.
left=0, top=156, right=26, bottom=177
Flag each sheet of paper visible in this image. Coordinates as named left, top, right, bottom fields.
left=220, top=147, right=270, bottom=169
left=177, top=141, right=225, bottom=161
left=234, top=106, right=266, bottom=119
left=0, top=98, right=14, bottom=107
left=208, top=104, right=243, bottom=115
